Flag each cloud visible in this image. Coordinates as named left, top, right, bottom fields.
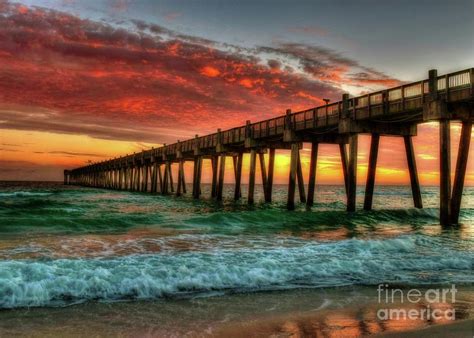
left=33, top=150, right=106, bottom=157
left=0, top=1, right=398, bottom=145
left=0, top=105, right=193, bottom=144
left=257, top=43, right=400, bottom=88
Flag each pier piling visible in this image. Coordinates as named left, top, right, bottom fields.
left=450, top=121, right=472, bottom=224
left=363, top=134, right=380, bottom=211
left=266, top=149, right=275, bottom=203
left=439, top=120, right=451, bottom=226
left=404, top=136, right=423, bottom=208
left=347, top=134, right=358, bottom=212
left=248, top=150, right=257, bottom=204
left=234, top=152, right=243, bottom=200
left=306, top=142, right=318, bottom=207
left=217, top=155, right=226, bottom=201
left=287, top=143, right=299, bottom=210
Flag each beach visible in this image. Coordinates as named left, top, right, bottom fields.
left=0, top=286, right=472, bottom=337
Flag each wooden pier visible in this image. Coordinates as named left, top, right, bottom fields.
left=65, top=68, right=474, bottom=226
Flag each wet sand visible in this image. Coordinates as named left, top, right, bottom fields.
left=0, top=285, right=472, bottom=337
left=376, top=319, right=473, bottom=337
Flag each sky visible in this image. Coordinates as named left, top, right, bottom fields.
left=0, top=0, right=473, bottom=185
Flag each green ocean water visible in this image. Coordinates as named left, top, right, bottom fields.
left=0, top=181, right=473, bottom=310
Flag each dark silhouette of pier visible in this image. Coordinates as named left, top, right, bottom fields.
left=65, top=68, right=473, bottom=226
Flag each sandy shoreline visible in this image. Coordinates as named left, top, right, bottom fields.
left=0, top=286, right=472, bottom=337
left=375, top=319, right=473, bottom=337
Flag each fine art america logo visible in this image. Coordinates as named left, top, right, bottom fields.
left=377, top=284, right=457, bottom=321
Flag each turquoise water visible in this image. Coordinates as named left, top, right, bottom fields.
left=0, top=182, right=473, bottom=309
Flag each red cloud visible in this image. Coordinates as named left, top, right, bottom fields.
left=200, top=66, right=221, bottom=77
left=0, top=2, right=398, bottom=144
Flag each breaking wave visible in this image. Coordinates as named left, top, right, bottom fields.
left=1, top=235, right=472, bottom=308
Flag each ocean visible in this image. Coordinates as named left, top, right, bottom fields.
left=0, top=181, right=473, bottom=336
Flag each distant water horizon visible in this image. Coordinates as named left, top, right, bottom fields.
left=2, top=180, right=474, bottom=188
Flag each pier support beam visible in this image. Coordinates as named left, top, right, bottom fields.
left=157, top=165, right=163, bottom=193
left=307, top=142, right=318, bottom=207
left=192, top=158, right=197, bottom=197
left=287, top=143, right=299, bottom=210
left=138, top=167, right=143, bottom=191
left=136, top=166, right=141, bottom=192
left=126, top=168, right=130, bottom=190
left=131, top=165, right=138, bottom=191
left=234, top=152, right=243, bottom=201
left=211, top=156, right=218, bottom=198
left=347, top=134, right=358, bottom=212
left=450, top=121, right=472, bottom=224
left=168, top=163, right=174, bottom=193
left=339, top=143, right=349, bottom=197
left=150, top=163, right=157, bottom=193
left=248, top=150, right=257, bottom=204
left=439, top=120, right=451, bottom=226
left=143, top=165, right=149, bottom=192
left=259, top=153, right=268, bottom=202
left=193, top=156, right=203, bottom=199
left=129, top=167, right=134, bottom=191
left=176, top=160, right=185, bottom=196
left=296, top=150, right=306, bottom=203
left=232, top=155, right=242, bottom=199
left=217, top=155, right=226, bottom=201
left=162, top=163, right=169, bottom=194
left=117, top=168, right=123, bottom=190
left=363, top=134, right=380, bottom=211
left=266, top=148, right=275, bottom=203
left=181, top=163, right=186, bottom=194
left=404, top=135, right=423, bottom=208
left=128, top=168, right=132, bottom=191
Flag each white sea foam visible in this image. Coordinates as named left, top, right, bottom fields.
left=0, top=191, right=53, bottom=197
left=0, top=236, right=472, bottom=308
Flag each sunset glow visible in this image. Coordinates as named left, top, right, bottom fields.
left=1, top=2, right=474, bottom=336
left=0, top=1, right=473, bottom=185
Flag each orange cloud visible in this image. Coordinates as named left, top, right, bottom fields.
left=17, top=4, right=28, bottom=14
left=239, top=78, right=253, bottom=88
left=200, top=66, right=221, bottom=77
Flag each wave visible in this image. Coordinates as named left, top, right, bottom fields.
left=0, top=191, right=54, bottom=197
left=184, top=207, right=440, bottom=233
left=0, top=235, right=472, bottom=309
